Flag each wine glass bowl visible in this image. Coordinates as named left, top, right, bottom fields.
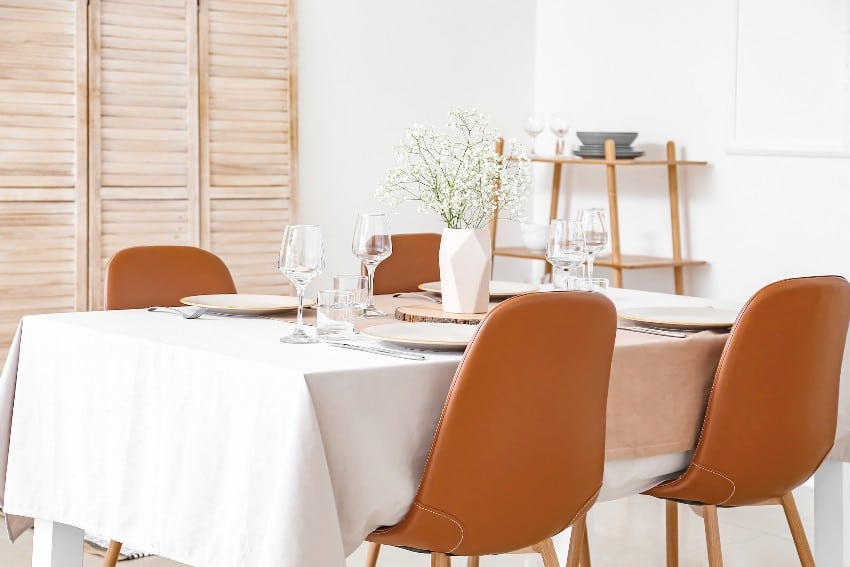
left=545, top=219, right=586, bottom=290
left=524, top=112, right=545, bottom=155
left=352, top=213, right=392, bottom=317
left=279, top=224, right=325, bottom=344
left=578, top=208, right=608, bottom=280
left=549, top=113, right=570, bottom=153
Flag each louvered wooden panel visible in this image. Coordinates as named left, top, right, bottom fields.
left=99, top=199, right=191, bottom=268
left=89, top=0, right=198, bottom=308
left=0, top=0, right=87, bottom=363
left=0, top=202, right=80, bottom=360
left=0, top=0, right=82, bottom=190
left=200, top=0, right=296, bottom=294
left=209, top=198, right=289, bottom=292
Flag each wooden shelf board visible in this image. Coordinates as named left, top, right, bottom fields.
left=494, top=247, right=707, bottom=269
left=528, top=155, right=708, bottom=166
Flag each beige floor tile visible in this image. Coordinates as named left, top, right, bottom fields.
left=0, top=490, right=815, bottom=567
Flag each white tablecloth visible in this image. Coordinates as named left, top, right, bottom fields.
left=0, top=288, right=846, bottom=567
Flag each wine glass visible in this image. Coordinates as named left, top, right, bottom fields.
left=278, top=224, right=325, bottom=344
left=352, top=212, right=392, bottom=317
left=524, top=112, right=545, bottom=155
left=549, top=113, right=569, bottom=154
left=545, top=219, right=586, bottom=290
left=579, top=208, right=608, bottom=280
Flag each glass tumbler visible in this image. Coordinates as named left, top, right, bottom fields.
left=579, top=277, right=609, bottom=293
left=333, top=275, right=369, bottom=317
left=316, top=290, right=355, bottom=340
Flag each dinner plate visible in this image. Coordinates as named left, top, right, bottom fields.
left=617, top=306, right=740, bottom=329
left=418, top=280, right=538, bottom=298
left=360, top=322, right=477, bottom=351
left=572, top=149, right=645, bottom=159
left=180, top=294, right=314, bottom=315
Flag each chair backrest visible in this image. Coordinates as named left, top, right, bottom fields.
left=685, top=276, right=850, bottom=506
left=380, top=292, right=617, bottom=556
left=371, top=233, right=441, bottom=295
left=103, top=245, right=237, bottom=310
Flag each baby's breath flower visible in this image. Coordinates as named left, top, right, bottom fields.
left=376, top=107, right=530, bottom=229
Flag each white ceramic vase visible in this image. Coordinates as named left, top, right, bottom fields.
left=439, top=227, right=491, bottom=314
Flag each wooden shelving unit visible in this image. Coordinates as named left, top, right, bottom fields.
left=492, top=139, right=708, bottom=295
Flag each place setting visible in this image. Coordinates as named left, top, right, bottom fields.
left=178, top=294, right=313, bottom=316
left=268, top=213, right=485, bottom=357
left=615, top=305, right=741, bottom=338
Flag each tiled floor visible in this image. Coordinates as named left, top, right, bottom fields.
left=0, top=487, right=816, bottom=566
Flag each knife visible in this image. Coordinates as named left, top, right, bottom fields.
left=617, top=326, right=688, bottom=339
left=327, top=342, right=426, bottom=360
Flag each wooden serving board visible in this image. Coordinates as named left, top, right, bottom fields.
left=394, top=302, right=489, bottom=325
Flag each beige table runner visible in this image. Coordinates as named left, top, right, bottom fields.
left=271, top=294, right=729, bottom=461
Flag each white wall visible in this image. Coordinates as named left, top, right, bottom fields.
left=298, top=0, right=850, bottom=302
left=533, top=0, right=850, bottom=301
left=297, top=0, right=537, bottom=290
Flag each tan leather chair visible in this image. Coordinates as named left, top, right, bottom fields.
left=363, top=291, right=618, bottom=567
left=370, top=233, right=441, bottom=295
left=103, top=245, right=237, bottom=310
left=644, top=276, right=850, bottom=567
left=101, top=245, right=236, bottom=567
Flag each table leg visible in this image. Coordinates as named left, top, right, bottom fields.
left=32, top=519, right=84, bottom=567
left=814, top=461, right=849, bottom=567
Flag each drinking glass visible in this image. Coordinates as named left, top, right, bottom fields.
left=316, top=290, right=355, bottom=339
left=549, top=113, right=569, bottom=153
left=351, top=212, right=392, bottom=317
left=545, top=219, right=586, bottom=290
left=578, top=277, right=609, bottom=293
left=579, top=208, right=608, bottom=280
left=333, top=274, right=369, bottom=317
left=278, top=224, right=325, bottom=344
left=524, top=112, right=545, bottom=155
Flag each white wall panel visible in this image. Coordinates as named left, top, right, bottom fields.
left=730, top=0, right=850, bottom=156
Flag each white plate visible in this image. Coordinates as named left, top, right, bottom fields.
left=617, top=306, right=740, bottom=329
left=181, top=294, right=314, bottom=315
left=360, top=322, right=477, bottom=351
left=418, top=280, right=538, bottom=298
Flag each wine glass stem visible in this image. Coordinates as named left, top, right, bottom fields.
left=294, top=283, right=306, bottom=332
left=364, top=262, right=377, bottom=308
left=560, top=267, right=570, bottom=290
left=587, top=252, right=595, bottom=280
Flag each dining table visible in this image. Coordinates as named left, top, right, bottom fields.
left=0, top=287, right=847, bottom=567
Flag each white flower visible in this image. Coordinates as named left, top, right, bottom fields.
left=376, top=107, right=530, bottom=229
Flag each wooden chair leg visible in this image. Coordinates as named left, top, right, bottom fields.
left=467, top=556, right=480, bottom=567
left=430, top=552, right=451, bottom=567
left=780, top=492, right=815, bottom=567
left=666, top=500, right=679, bottom=567
left=581, top=524, right=591, bottom=567
left=565, top=513, right=587, bottom=567
left=103, top=540, right=122, bottom=567
left=532, top=537, right=559, bottom=567
left=364, top=541, right=381, bottom=567
left=702, top=505, right=723, bottom=567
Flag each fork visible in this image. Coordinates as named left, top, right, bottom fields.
left=146, top=306, right=207, bottom=319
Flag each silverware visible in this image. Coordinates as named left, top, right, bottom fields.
left=617, top=325, right=688, bottom=339
left=391, top=292, right=441, bottom=304
left=147, top=306, right=207, bottom=319
left=326, top=342, right=426, bottom=360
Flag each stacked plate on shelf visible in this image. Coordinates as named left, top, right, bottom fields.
left=574, top=131, right=644, bottom=159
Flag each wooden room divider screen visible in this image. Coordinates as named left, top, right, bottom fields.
left=0, top=0, right=297, bottom=359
